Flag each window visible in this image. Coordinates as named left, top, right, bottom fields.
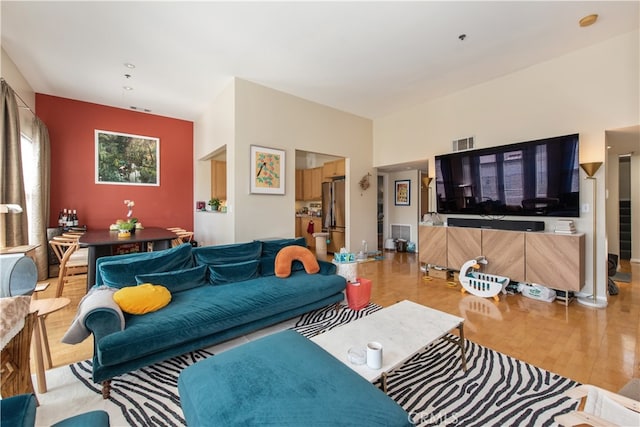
left=20, top=133, right=35, bottom=242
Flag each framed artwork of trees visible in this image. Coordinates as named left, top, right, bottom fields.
left=95, top=130, right=160, bottom=186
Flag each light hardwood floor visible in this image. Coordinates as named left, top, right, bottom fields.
left=37, top=253, right=639, bottom=393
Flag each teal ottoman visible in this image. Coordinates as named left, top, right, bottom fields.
left=178, top=330, right=413, bottom=426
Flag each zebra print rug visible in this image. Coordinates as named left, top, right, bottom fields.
left=58, top=302, right=578, bottom=426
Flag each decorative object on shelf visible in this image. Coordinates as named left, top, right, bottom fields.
left=250, top=145, right=285, bottom=195
left=394, top=179, right=410, bottom=206
left=208, top=198, right=221, bottom=211
left=95, top=130, right=159, bottom=186
left=577, top=161, right=606, bottom=309
left=359, top=173, right=371, bottom=195
left=554, top=219, right=576, bottom=234
left=459, top=256, right=510, bottom=302
left=196, top=201, right=206, bottom=211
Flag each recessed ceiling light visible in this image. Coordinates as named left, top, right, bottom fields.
left=124, top=62, right=136, bottom=69
left=579, top=14, right=598, bottom=27
left=123, top=86, right=133, bottom=91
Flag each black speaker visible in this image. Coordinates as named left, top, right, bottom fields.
left=447, top=217, right=545, bottom=232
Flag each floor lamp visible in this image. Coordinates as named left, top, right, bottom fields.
left=421, top=177, right=443, bottom=225
left=421, top=176, right=432, bottom=218
left=577, top=161, right=606, bottom=308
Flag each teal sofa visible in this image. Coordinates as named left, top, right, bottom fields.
left=84, top=239, right=346, bottom=398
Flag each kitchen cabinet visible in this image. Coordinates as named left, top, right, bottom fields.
left=298, top=216, right=317, bottom=249
left=310, top=167, right=322, bottom=199
left=302, top=167, right=322, bottom=200
left=295, top=216, right=301, bottom=237
left=210, top=160, right=226, bottom=200
left=322, top=159, right=345, bottom=181
left=295, top=169, right=304, bottom=201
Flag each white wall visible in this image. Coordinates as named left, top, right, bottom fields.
left=193, top=79, right=235, bottom=246
left=373, top=30, right=640, bottom=304
left=194, top=78, right=375, bottom=250
left=233, top=79, right=375, bottom=250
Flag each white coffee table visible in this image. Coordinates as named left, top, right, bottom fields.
left=311, top=299, right=467, bottom=391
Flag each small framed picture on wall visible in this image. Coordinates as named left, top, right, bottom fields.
left=250, top=145, right=285, bottom=195
left=394, top=179, right=411, bottom=206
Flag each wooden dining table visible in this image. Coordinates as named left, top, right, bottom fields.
left=79, top=227, right=178, bottom=290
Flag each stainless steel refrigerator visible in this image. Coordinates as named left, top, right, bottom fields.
left=322, top=179, right=345, bottom=253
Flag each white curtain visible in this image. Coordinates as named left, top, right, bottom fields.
left=30, top=116, right=51, bottom=280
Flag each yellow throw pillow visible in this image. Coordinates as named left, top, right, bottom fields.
left=113, top=284, right=172, bottom=315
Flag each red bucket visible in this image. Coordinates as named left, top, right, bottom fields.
left=346, top=277, right=372, bottom=310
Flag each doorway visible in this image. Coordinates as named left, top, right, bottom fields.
left=619, top=156, right=632, bottom=260
left=605, top=125, right=639, bottom=266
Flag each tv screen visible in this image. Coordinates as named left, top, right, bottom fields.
left=435, top=134, right=580, bottom=217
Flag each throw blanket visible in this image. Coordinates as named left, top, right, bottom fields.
left=0, top=296, right=31, bottom=350
left=62, top=286, right=125, bottom=344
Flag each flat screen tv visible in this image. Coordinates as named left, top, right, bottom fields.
left=435, top=134, right=580, bottom=217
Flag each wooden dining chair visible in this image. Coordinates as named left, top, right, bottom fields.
left=51, top=236, right=88, bottom=260
left=168, top=228, right=193, bottom=247
left=48, top=240, right=88, bottom=297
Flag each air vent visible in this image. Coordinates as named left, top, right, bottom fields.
left=390, top=224, right=411, bottom=241
left=452, top=136, right=475, bottom=152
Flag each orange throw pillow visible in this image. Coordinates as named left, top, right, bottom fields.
left=275, top=246, right=320, bottom=278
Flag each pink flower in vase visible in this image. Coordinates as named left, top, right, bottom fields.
left=124, top=199, right=135, bottom=218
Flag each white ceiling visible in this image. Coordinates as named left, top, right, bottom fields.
left=1, top=1, right=639, bottom=122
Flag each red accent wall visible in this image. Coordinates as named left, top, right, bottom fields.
left=36, top=94, right=194, bottom=231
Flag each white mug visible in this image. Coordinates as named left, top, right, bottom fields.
left=366, top=341, right=383, bottom=369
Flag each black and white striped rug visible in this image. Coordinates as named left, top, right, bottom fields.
left=68, top=303, right=578, bottom=426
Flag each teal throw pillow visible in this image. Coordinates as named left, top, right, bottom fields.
left=260, top=237, right=306, bottom=257
left=259, top=238, right=307, bottom=276
left=135, top=264, right=208, bottom=293
left=193, top=241, right=262, bottom=266
left=208, top=260, right=260, bottom=285
left=98, top=243, right=194, bottom=288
